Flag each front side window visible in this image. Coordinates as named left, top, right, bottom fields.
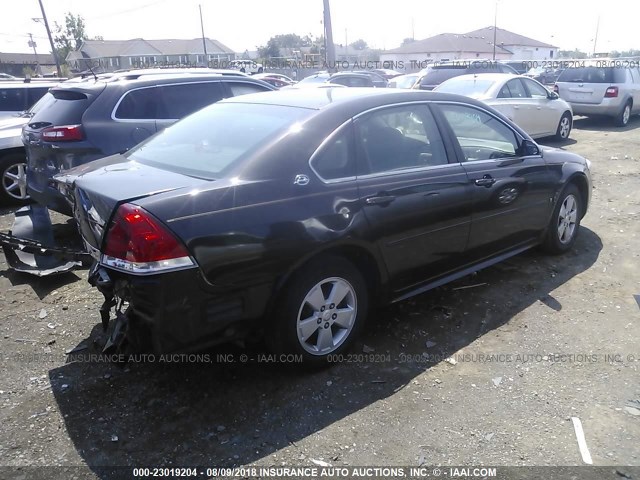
left=523, top=78, right=549, bottom=99
left=437, top=103, right=519, bottom=161
left=356, top=104, right=448, bottom=174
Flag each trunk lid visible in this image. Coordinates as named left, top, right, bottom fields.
left=55, top=154, right=209, bottom=253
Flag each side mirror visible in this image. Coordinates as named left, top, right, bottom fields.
left=519, top=139, right=540, bottom=156
left=547, top=91, right=559, bottom=100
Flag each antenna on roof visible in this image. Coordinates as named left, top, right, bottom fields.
left=86, top=62, right=98, bottom=81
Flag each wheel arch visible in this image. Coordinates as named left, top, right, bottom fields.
left=566, top=172, right=590, bottom=219
left=267, top=241, right=389, bottom=316
left=0, top=147, right=26, bottom=161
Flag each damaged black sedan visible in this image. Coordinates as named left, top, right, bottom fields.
left=58, top=88, right=591, bottom=363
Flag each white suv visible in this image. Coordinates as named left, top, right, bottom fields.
left=554, top=60, right=640, bottom=126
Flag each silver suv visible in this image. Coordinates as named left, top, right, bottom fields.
left=554, top=61, right=640, bottom=126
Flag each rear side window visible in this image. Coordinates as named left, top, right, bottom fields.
left=115, top=87, right=158, bottom=119
left=0, top=88, right=28, bottom=111
left=228, top=82, right=271, bottom=96
left=157, top=82, right=225, bottom=119
left=311, top=126, right=356, bottom=180
left=557, top=67, right=615, bottom=83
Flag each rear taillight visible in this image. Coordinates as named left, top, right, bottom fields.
left=605, top=86, right=618, bottom=98
left=101, top=203, right=194, bottom=274
left=553, top=84, right=559, bottom=94
left=41, top=124, right=84, bottom=141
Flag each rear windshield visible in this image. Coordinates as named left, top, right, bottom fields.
left=126, top=102, right=313, bottom=179
left=436, top=77, right=495, bottom=97
left=29, top=87, right=99, bottom=125
left=557, top=67, right=617, bottom=83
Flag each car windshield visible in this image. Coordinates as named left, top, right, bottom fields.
left=126, top=102, right=313, bottom=179
left=437, top=77, right=495, bottom=97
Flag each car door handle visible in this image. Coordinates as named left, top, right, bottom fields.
left=474, top=175, right=496, bottom=187
left=365, top=194, right=396, bottom=205
left=513, top=105, right=519, bottom=109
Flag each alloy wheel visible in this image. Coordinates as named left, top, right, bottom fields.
left=2, top=162, right=29, bottom=201
left=296, top=276, right=357, bottom=355
left=557, top=194, right=578, bottom=244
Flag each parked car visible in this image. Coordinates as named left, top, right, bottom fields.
left=414, top=61, right=518, bottom=90
left=554, top=62, right=640, bottom=126
left=0, top=73, right=18, bottom=81
left=327, top=72, right=376, bottom=87
left=297, top=73, right=332, bottom=85
left=252, top=73, right=295, bottom=88
left=23, top=72, right=275, bottom=214
left=58, top=88, right=591, bottom=363
left=388, top=73, right=419, bottom=89
left=499, top=61, right=529, bottom=75
left=0, top=81, right=58, bottom=121
left=372, top=68, right=403, bottom=80
left=524, top=67, right=562, bottom=85
left=0, top=92, right=57, bottom=204
left=350, top=71, right=389, bottom=88
left=435, top=73, right=573, bottom=140
left=228, top=59, right=264, bottom=74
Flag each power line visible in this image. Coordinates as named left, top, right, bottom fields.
left=85, top=0, right=170, bottom=20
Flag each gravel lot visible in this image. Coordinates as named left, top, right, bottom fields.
left=0, top=116, right=639, bottom=479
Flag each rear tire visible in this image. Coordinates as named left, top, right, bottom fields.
left=0, top=153, right=30, bottom=206
left=266, top=255, right=368, bottom=366
left=615, top=101, right=632, bottom=127
left=555, top=112, right=572, bottom=140
left=542, top=184, right=582, bottom=254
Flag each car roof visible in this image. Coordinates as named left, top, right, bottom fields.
left=0, top=81, right=60, bottom=89
left=443, top=73, right=518, bottom=82
left=222, top=87, right=491, bottom=111
left=51, top=73, right=271, bottom=94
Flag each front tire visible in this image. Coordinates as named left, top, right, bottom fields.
left=0, top=153, right=30, bottom=205
left=267, top=256, right=368, bottom=365
left=555, top=112, right=572, bottom=140
left=615, top=101, right=632, bottom=127
left=542, top=184, right=582, bottom=254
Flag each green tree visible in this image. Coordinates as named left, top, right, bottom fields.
left=350, top=39, right=368, bottom=50
left=53, top=13, right=90, bottom=63
left=558, top=49, right=588, bottom=59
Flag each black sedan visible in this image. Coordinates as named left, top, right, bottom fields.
left=58, top=88, right=592, bottom=363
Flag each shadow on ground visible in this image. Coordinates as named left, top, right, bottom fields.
left=47, top=228, right=602, bottom=476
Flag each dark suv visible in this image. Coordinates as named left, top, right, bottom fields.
left=23, top=72, right=275, bottom=214
left=414, top=61, right=518, bottom=90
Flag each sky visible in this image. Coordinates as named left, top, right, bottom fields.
left=1, top=0, right=639, bottom=55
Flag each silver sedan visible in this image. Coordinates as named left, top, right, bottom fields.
left=435, top=73, right=573, bottom=140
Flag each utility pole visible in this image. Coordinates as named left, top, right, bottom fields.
left=37, top=0, right=62, bottom=77
left=492, top=0, right=498, bottom=60
left=592, top=16, right=600, bottom=57
left=199, top=4, right=208, bottom=65
left=322, top=0, right=336, bottom=71
left=28, top=33, right=41, bottom=75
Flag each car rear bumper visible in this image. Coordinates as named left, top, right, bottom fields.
left=27, top=181, right=72, bottom=215
left=568, top=100, right=623, bottom=117
left=91, top=265, right=274, bottom=353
